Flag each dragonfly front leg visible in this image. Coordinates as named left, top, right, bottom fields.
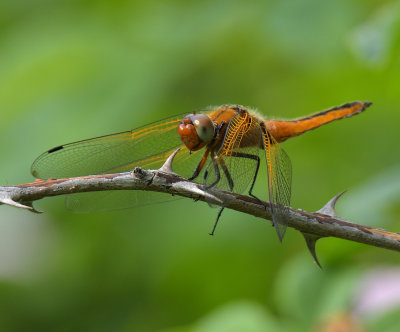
left=189, top=149, right=209, bottom=181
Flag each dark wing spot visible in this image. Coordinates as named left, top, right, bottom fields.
left=48, top=145, right=64, bottom=153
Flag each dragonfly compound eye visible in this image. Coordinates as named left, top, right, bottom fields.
left=178, top=114, right=214, bottom=151
left=191, top=114, right=214, bottom=144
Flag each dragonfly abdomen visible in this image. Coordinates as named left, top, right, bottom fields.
left=265, top=101, right=371, bottom=143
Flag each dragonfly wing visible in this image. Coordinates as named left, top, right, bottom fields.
left=262, top=129, right=292, bottom=241
left=31, top=113, right=205, bottom=212
left=31, top=114, right=187, bottom=179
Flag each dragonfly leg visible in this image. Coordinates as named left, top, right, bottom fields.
left=230, top=152, right=262, bottom=200
left=209, top=155, right=255, bottom=235
left=218, top=158, right=234, bottom=191
left=189, top=149, right=209, bottom=181
left=209, top=207, right=225, bottom=236
left=204, top=154, right=221, bottom=189
left=230, top=151, right=271, bottom=223
left=200, top=153, right=224, bottom=235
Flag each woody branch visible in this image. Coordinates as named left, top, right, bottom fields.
left=1, top=150, right=400, bottom=255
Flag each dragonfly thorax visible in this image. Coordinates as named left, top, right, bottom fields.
left=178, top=113, right=215, bottom=151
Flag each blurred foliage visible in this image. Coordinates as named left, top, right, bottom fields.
left=1, top=0, right=400, bottom=331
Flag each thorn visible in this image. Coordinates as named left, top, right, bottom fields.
left=302, top=232, right=322, bottom=269
left=158, top=148, right=181, bottom=175
left=316, top=191, right=347, bottom=217
left=0, top=198, right=36, bottom=211
left=183, top=183, right=223, bottom=205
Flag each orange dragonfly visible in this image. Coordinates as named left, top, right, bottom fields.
left=31, top=101, right=371, bottom=241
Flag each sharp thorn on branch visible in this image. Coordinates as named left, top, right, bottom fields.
left=302, top=232, right=323, bottom=268
left=0, top=197, right=35, bottom=211
left=158, top=148, right=181, bottom=175
left=183, top=183, right=224, bottom=205
left=316, top=190, right=347, bottom=218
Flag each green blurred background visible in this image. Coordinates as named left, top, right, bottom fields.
left=1, top=0, right=400, bottom=331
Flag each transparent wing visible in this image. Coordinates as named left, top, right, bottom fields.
left=31, top=114, right=187, bottom=179
left=31, top=114, right=205, bottom=212
left=262, top=130, right=292, bottom=241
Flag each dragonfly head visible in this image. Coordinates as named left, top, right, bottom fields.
left=178, top=114, right=215, bottom=151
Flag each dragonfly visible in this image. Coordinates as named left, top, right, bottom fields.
left=31, top=101, right=371, bottom=241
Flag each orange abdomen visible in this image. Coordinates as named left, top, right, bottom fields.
left=266, top=101, right=371, bottom=143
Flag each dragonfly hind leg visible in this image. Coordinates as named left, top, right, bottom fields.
left=230, top=152, right=274, bottom=225
left=230, top=152, right=263, bottom=201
